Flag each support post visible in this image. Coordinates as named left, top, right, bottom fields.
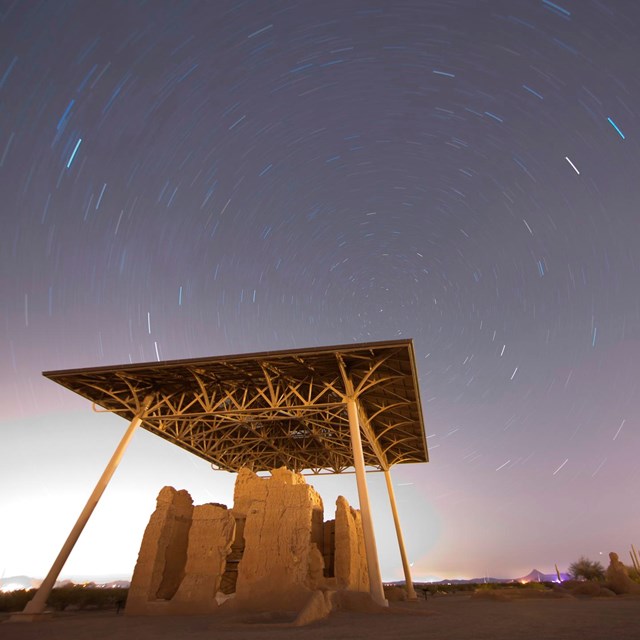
left=383, top=468, right=417, bottom=600
left=346, top=396, right=388, bottom=607
left=12, top=395, right=154, bottom=621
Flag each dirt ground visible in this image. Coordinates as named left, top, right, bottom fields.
left=2, top=593, right=639, bottom=640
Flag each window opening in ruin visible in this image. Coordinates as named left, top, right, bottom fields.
left=219, top=516, right=246, bottom=594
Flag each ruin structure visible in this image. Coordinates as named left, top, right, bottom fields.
left=126, top=468, right=369, bottom=616
left=16, top=341, right=426, bottom=621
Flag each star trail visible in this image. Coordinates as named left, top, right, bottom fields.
left=1, top=0, right=639, bottom=583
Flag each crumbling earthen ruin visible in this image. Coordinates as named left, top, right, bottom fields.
left=126, top=467, right=370, bottom=619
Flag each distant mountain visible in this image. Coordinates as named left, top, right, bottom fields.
left=393, top=576, right=509, bottom=586
left=514, top=568, right=569, bottom=583
left=0, top=575, right=41, bottom=591
left=0, top=575, right=131, bottom=592
left=56, top=573, right=132, bottom=585
left=5, top=570, right=569, bottom=594
left=404, top=568, right=570, bottom=586
left=428, top=576, right=508, bottom=585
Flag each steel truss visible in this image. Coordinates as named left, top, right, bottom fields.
left=44, top=340, right=427, bottom=474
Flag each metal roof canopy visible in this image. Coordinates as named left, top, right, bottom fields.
left=44, top=339, right=428, bottom=474
left=15, top=339, right=426, bottom=617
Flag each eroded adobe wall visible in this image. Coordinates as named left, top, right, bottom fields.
left=126, top=469, right=371, bottom=616
left=334, top=495, right=369, bottom=591
left=232, top=467, right=326, bottom=611
left=170, top=503, right=236, bottom=613
left=126, top=487, right=193, bottom=614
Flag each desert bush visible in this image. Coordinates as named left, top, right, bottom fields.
left=568, top=556, right=605, bottom=581
left=0, top=587, right=128, bottom=613
left=627, top=566, right=640, bottom=583
left=47, top=586, right=128, bottom=611
left=523, top=581, right=548, bottom=590
left=0, top=589, right=34, bottom=612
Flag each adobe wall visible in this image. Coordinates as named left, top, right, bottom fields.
left=171, top=503, right=236, bottom=613
left=126, top=468, right=369, bottom=615
left=334, top=495, right=369, bottom=591
left=232, top=467, right=326, bottom=612
left=126, top=487, right=193, bottom=614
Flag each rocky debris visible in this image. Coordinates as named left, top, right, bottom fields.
left=332, top=589, right=389, bottom=613
left=292, top=590, right=336, bottom=626
left=605, top=551, right=640, bottom=595
left=384, top=585, right=408, bottom=602
left=562, top=581, right=616, bottom=597
left=555, top=551, right=640, bottom=599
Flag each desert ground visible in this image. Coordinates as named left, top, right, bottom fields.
left=2, top=593, right=639, bottom=640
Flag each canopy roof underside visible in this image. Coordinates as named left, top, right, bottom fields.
left=43, top=339, right=427, bottom=474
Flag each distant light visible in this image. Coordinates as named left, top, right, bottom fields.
left=1, top=583, right=26, bottom=592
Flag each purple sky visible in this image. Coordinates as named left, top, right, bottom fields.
left=1, top=0, right=639, bottom=583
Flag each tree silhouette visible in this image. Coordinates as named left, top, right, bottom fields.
left=568, top=556, right=605, bottom=581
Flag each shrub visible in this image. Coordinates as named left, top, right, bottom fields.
left=627, top=566, right=640, bottom=583
left=47, top=586, right=128, bottom=611
left=568, top=556, right=605, bottom=581
left=0, top=587, right=128, bottom=613
left=0, top=589, right=34, bottom=612
left=524, top=581, right=548, bottom=590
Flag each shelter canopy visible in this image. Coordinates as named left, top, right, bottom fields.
left=44, top=339, right=427, bottom=474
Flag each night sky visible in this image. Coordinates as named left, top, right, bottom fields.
left=2, top=0, right=639, bottom=584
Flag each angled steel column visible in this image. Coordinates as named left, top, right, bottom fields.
left=383, top=468, right=417, bottom=600
left=346, top=396, right=388, bottom=607
left=15, top=395, right=154, bottom=620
